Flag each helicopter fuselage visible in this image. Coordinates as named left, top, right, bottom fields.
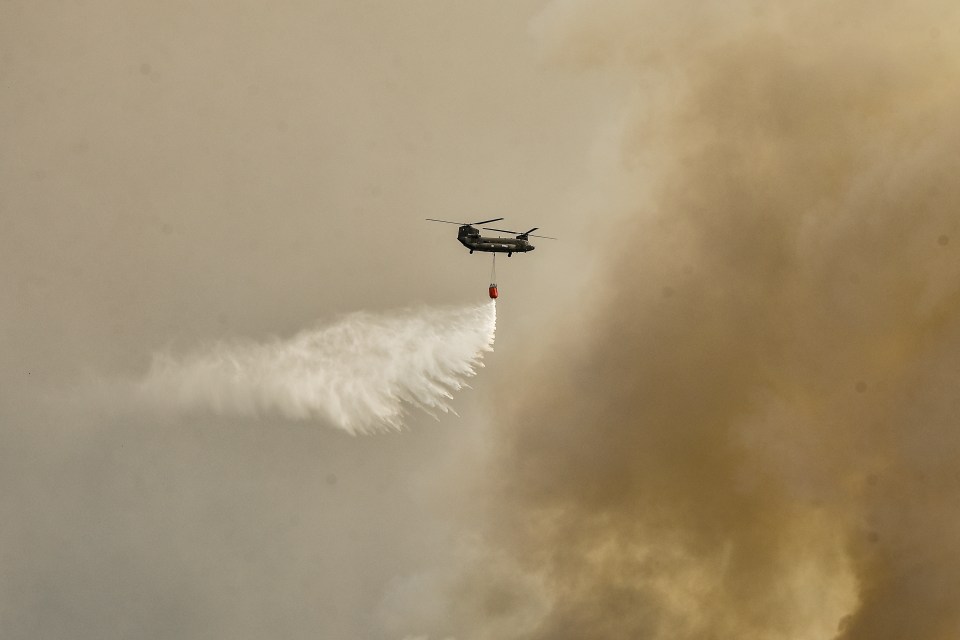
left=457, top=225, right=534, bottom=255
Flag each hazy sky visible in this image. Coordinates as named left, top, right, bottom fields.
left=5, top=1, right=960, bottom=639
left=1, top=2, right=609, bottom=638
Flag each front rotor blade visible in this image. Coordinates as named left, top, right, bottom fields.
left=524, top=228, right=538, bottom=235
left=472, top=217, right=504, bottom=225
left=425, top=218, right=466, bottom=225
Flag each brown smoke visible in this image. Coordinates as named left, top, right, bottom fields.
left=469, top=2, right=960, bottom=639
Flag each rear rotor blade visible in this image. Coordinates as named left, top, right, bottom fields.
left=482, top=226, right=556, bottom=240
left=472, top=217, right=504, bottom=225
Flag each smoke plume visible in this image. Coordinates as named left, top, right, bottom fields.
left=138, top=302, right=496, bottom=434
left=425, top=2, right=960, bottom=639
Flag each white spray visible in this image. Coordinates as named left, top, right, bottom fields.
left=138, top=302, right=497, bottom=434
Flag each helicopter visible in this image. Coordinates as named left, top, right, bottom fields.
left=425, top=217, right=555, bottom=256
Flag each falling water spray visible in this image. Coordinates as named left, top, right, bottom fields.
left=137, top=302, right=497, bottom=434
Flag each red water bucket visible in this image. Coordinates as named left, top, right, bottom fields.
left=488, top=284, right=499, bottom=299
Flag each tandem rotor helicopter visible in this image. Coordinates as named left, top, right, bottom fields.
left=425, top=217, right=555, bottom=257
left=426, top=217, right=556, bottom=299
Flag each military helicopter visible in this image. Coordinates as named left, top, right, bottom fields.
left=425, top=217, right=555, bottom=256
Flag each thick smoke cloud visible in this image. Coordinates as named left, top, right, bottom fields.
left=445, top=2, right=960, bottom=639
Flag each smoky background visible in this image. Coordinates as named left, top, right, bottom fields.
left=435, top=2, right=960, bottom=640
left=4, top=1, right=960, bottom=639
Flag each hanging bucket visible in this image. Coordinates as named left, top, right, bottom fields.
left=489, top=284, right=499, bottom=299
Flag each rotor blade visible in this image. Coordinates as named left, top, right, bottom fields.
left=425, top=218, right=466, bottom=225
left=483, top=226, right=556, bottom=239
left=472, top=217, right=504, bottom=225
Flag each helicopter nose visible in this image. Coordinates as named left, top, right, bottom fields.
left=529, top=245, right=535, bottom=251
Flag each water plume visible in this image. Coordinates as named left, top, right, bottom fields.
left=138, top=302, right=496, bottom=434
